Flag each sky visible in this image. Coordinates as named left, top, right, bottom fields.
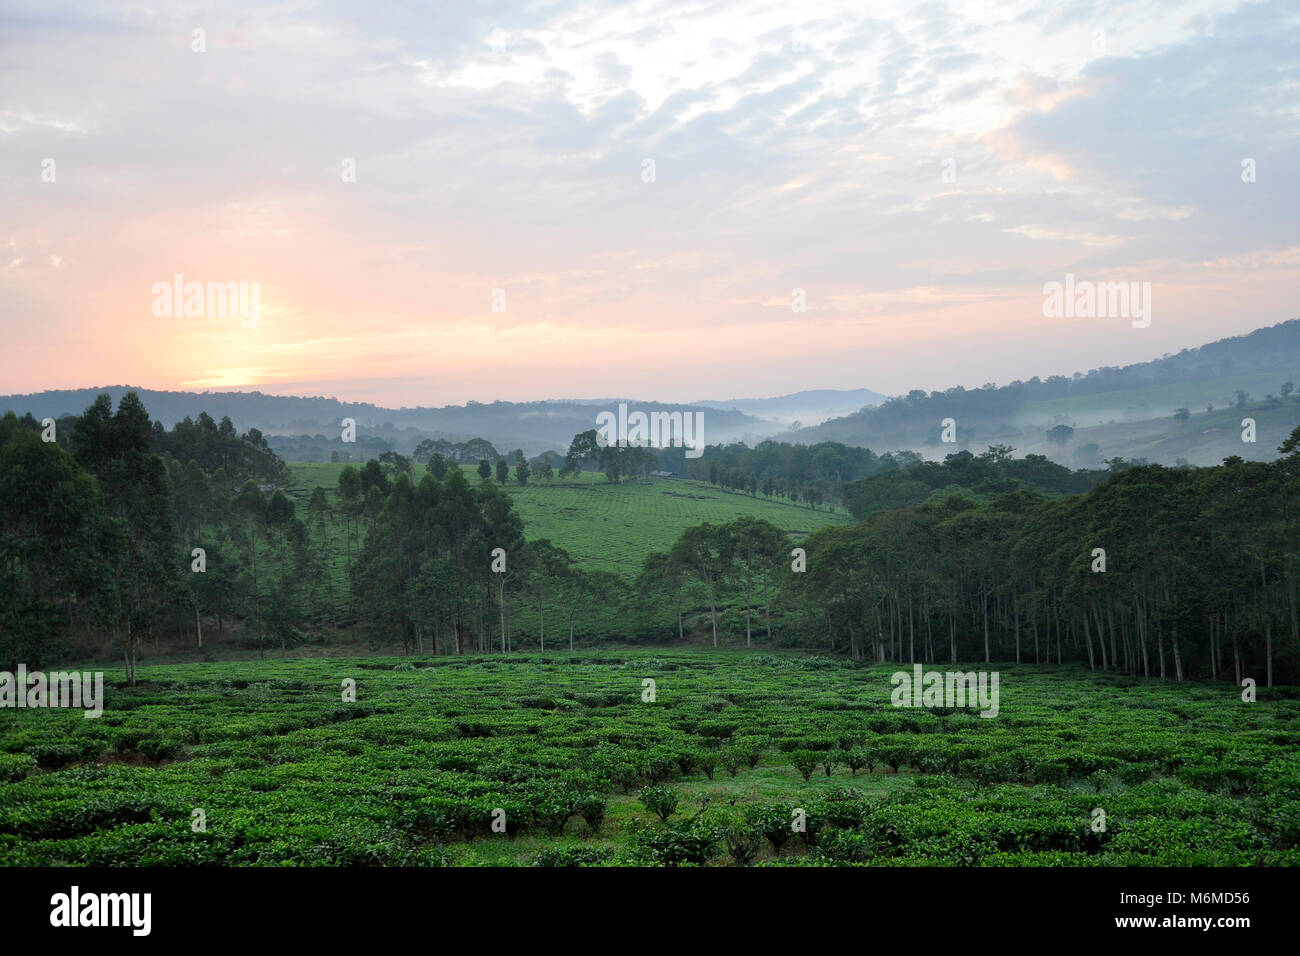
left=2, top=0, right=1298, bottom=407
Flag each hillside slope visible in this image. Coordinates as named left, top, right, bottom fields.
left=287, top=462, right=849, bottom=577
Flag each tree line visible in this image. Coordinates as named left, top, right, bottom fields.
left=1, top=394, right=291, bottom=679
left=779, top=443, right=1300, bottom=684
left=5, top=391, right=1298, bottom=685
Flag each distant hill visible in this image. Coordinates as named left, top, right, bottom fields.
left=777, top=318, right=1300, bottom=466
left=7, top=320, right=1300, bottom=468
left=695, top=388, right=886, bottom=425
left=0, top=387, right=777, bottom=459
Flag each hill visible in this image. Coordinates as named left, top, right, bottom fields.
left=779, top=318, right=1300, bottom=465
left=0, top=388, right=776, bottom=460
left=286, top=462, right=849, bottom=577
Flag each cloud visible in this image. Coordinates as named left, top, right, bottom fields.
left=0, top=0, right=1296, bottom=404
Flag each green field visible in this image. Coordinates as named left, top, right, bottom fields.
left=286, top=462, right=849, bottom=576
left=2, top=652, right=1296, bottom=866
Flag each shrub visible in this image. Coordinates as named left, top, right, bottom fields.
left=734, top=737, right=764, bottom=768
left=533, top=845, right=613, bottom=867
left=629, top=819, right=718, bottom=866
left=1087, top=769, right=1112, bottom=794
left=714, top=811, right=763, bottom=866
left=816, top=830, right=877, bottom=863
left=28, top=741, right=96, bottom=768
left=748, top=804, right=795, bottom=851
left=643, top=748, right=678, bottom=784
left=138, top=736, right=185, bottom=762
left=0, top=753, right=37, bottom=782
left=639, top=785, right=679, bottom=822
left=610, top=762, right=640, bottom=792
left=791, top=750, right=818, bottom=782
left=879, top=745, right=910, bottom=773
left=575, top=794, right=607, bottom=834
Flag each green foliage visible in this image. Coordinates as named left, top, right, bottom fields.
left=791, top=750, right=818, bottom=782
left=0, top=753, right=37, bottom=783
left=638, top=785, right=679, bottom=822
left=627, top=818, right=719, bottom=866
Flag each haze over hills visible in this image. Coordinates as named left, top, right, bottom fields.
left=0, top=388, right=783, bottom=458
left=5, top=321, right=1300, bottom=468
left=776, top=319, right=1300, bottom=467
left=695, top=388, right=887, bottom=426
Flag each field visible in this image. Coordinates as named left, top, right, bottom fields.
left=3, top=652, right=1297, bottom=867
left=286, top=462, right=849, bottom=576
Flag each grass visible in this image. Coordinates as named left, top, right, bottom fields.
left=285, top=462, right=849, bottom=576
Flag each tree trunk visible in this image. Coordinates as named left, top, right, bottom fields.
left=707, top=575, right=719, bottom=649
left=982, top=589, right=990, bottom=663
left=499, top=577, right=506, bottom=654
left=1082, top=612, right=1095, bottom=670
left=1013, top=593, right=1021, bottom=664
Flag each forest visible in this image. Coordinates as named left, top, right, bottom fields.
left=3, top=391, right=1296, bottom=687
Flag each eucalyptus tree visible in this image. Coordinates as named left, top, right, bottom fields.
left=671, top=523, right=734, bottom=648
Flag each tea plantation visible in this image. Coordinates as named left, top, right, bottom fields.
left=2, top=653, right=1297, bottom=866
left=287, top=462, right=849, bottom=577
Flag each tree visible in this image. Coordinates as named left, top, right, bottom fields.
left=670, top=524, right=733, bottom=648
left=638, top=551, right=686, bottom=641
left=71, top=392, right=183, bottom=684
left=232, top=480, right=268, bottom=658
left=1047, top=424, right=1075, bottom=445
left=515, top=458, right=530, bottom=486
left=729, top=517, right=788, bottom=646
left=436, top=467, right=486, bottom=654
left=522, top=539, right=572, bottom=651
left=0, top=413, right=120, bottom=668
left=560, top=430, right=601, bottom=477
left=264, top=489, right=306, bottom=655
left=480, top=481, right=525, bottom=651
left=477, top=459, right=492, bottom=482
left=378, top=451, right=411, bottom=476
left=307, top=486, right=336, bottom=620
